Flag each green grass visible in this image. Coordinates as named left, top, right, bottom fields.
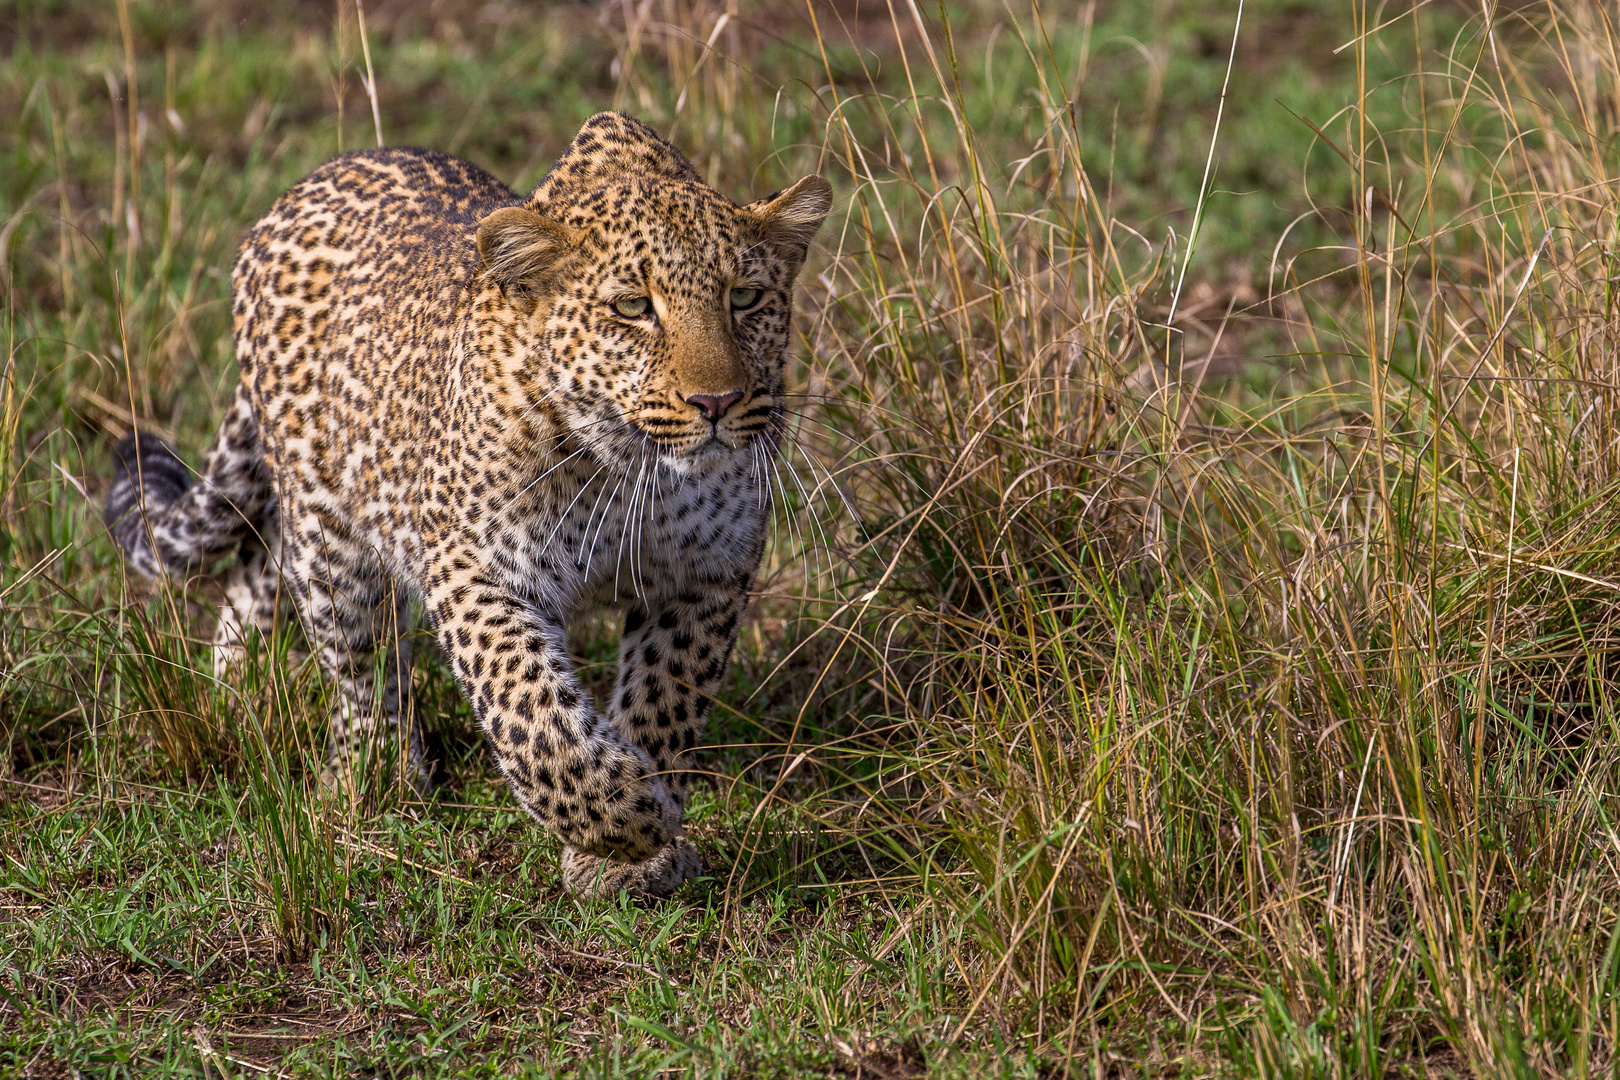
left=8, top=0, right=1620, bottom=1075
left=0, top=779, right=996, bottom=1077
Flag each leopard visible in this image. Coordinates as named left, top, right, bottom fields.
left=104, top=112, right=832, bottom=899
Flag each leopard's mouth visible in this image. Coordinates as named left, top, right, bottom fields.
left=619, top=391, right=780, bottom=455
left=571, top=414, right=747, bottom=477
left=657, top=431, right=750, bottom=465
left=622, top=418, right=758, bottom=457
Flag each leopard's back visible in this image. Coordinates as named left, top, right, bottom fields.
left=231, top=148, right=517, bottom=548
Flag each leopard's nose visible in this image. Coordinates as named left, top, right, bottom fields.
left=686, top=391, right=743, bottom=423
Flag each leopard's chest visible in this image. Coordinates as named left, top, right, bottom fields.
left=475, top=451, right=769, bottom=612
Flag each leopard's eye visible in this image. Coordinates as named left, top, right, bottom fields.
left=611, top=296, right=651, bottom=319
left=728, top=287, right=762, bottom=311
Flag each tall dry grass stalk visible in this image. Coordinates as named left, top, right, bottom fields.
left=701, top=0, right=1620, bottom=1069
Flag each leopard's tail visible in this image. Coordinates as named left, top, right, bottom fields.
left=105, top=384, right=273, bottom=579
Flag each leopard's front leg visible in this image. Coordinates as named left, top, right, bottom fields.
left=560, top=573, right=750, bottom=897
left=611, top=573, right=750, bottom=796
left=426, top=571, right=684, bottom=865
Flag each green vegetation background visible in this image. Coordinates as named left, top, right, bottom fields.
left=5, top=0, right=1619, bottom=1076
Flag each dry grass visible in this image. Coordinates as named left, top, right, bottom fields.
left=778, top=0, right=1620, bottom=1070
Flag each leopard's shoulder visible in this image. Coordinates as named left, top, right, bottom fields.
left=252, top=146, right=517, bottom=240
left=231, top=148, right=523, bottom=394
left=232, top=148, right=518, bottom=328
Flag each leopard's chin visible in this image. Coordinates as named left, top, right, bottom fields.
left=656, top=439, right=744, bottom=480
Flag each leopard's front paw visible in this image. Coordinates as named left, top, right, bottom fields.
left=561, top=838, right=702, bottom=900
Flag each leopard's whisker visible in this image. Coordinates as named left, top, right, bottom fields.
left=628, top=451, right=647, bottom=601
left=770, top=411, right=917, bottom=499
left=774, top=421, right=861, bottom=534
left=774, top=394, right=921, bottom=431
left=631, top=433, right=657, bottom=599
left=751, top=439, right=767, bottom=511
left=636, top=442, right=659, bottom=600
left=763, top=434, right=811, bottom=582
left=796, top=451, right=850, bottom=586
left=627, top=446, right=646, bottom=601
left=759, top=442, right=786, bottom=568
left=769, top=409, right=881, bottom=514
left=765, top=441, right=786, bottom=571
left=747, top=436, right=775, bottom=556
left=582, top=456, right=635, bottom=581
left=540, top=459, right=610, bottom=557
left=772, top=408, right=895, bottom=465
left=497, top=443, right=593, bottom=516
left=614, top=446, right=650, bottom=601
left=612, top=457, right=635, bottom=600
left=764, top=428, right=841, bottom=586
left=773, top=434, right=830, bottom=587
left=513, top=381, right=569, bottom=424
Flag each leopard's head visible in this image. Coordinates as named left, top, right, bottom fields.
left=475, top=112, right=831, bottom=478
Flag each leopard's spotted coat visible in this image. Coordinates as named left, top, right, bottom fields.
left=106, top=113, right=832, bottom=897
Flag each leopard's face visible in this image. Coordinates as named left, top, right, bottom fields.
left=477, top=170, right=830, bottom=480
left=546, top=179, right=796, bottom=476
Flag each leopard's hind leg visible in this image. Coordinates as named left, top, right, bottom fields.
left=278, top=513, right=425, bottom=797
left=212, top=506, right=299, bottom=679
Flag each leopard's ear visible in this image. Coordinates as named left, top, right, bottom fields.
left=476, top=207, right=578, bottom=294
left=749, top=175, right=833, bottom=252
